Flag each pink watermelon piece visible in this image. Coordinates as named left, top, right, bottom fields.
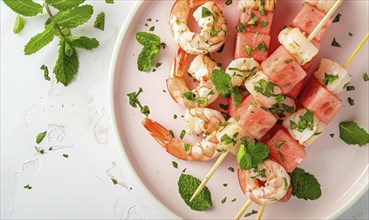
left=261, top=46, right=307, bottom=94
left=240, top=8, right=274, bottom=35
left=235, top=32, right=271, bottom=63
left=300, top=79, right=343, bottom=124
left=265, top=128, right=306, bottom=173
left=234, top=95, right=277, bottom=140
left=291, top=4, right=332, bottom=42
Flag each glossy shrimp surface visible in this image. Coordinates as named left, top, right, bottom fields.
left=170, top=0, right=227, bottom=54
left=142, top=118, right=224, bottom=161
left=184, top=107, right=226, bottom=135
left=167, top=48, right=220, bottom=108
left=237, top=159, right=291, bottom=206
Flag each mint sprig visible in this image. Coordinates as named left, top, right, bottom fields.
left=236, top=140, right=269, bottom=170
left=178, top=174, right=212, bottom=211
left=339, top=121, right=369, bottom=147
left=136, top=32, right=162, bottom=72
left=4, top=1, right=100, bottom=86
left=211, top=69, right=242, bottom=107
left=291, top=168, right=322, bottom=200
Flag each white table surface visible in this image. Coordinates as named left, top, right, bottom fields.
left=1, top=1, right=368, bottom=219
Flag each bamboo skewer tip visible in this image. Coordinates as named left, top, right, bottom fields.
left=234, top=199, right=253, bottom=220
left=343, top=32, right=369, bottom=69
left=189, top=151, right=230, bottom=202
left=256, top=206, right=266, bottom=220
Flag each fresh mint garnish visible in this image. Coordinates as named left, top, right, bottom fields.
left=291, top=168, right=321, bottom=200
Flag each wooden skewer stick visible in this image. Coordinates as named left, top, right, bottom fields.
left=256, top=206, right=266, bottom=220
left=343, top=32, right=369, bottom=68
left=234, top=199, right=252, bottom=220
left=189, top=150, right=229, bottom=202
left=308, top=0, right=343, bottom=41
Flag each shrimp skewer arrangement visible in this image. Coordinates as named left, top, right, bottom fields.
left=190, top=0, right=343, bottom=203
left=234, top=31, right=369, bottom=220
left=136, top=0, right=369, bottom=218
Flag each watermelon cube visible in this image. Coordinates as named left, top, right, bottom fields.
left=240, top=8, right=274, bottom=35
left=235, top=32, right=270, bottom=62
left=234, top=95, right=277, bottom=140
left=265, top=128, right=306, bottom=173
left=292, top=4, right=332, bottom=41
left=300, top=79, right=343, bottom=124
left=261, top=46, right=307, bottom=94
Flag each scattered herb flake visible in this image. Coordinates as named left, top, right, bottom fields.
left=172, top=161, right=178, bottom=169
left=330, top=133, right=334, bottom=138
left=349, top=32, right=353, bottom=37
left=276, top=141, right=284, bottom=148
left=111, top=178, right=118, bottom=185
left=228, top=167, right=234, bottom=172
left=24, top=184, right=32, bottom=190
left=231, top=198, right=236, bottom=202
left=63, top=154, right=69, bottom=158
left=347, top=97, right=355, bottom=106
left=244, top=45, right=252, bottom=56
left=346, top=85, right=355, bottom=91
left=225, top=0, right=233, bottom=5
left=255, top=41, right=268, bottom=51
left=244, top=210, right=258, bottom=217
left=219, top=103, right=228, bottom=111
left=332, top=13, right=342, bottom=23
left=13, top=15, right=25, bottom=34
left=40, top=65, right=50, bottom=81
left=182, top=168, right=187, bottom=173
left=180, top=130, right=186, bottom=139
left=149, top=26, right=155, bottom=32
left=331, top=38, right=341, bottom=47
left=36, top=131, right=47, bottom=144
left=105, top=0, right=114, bottom=3
left=94, top=12, right=105, bottom=31
left=223, top=183, right=228, bottom=187
left=363, top=73, right=369, bottom=81
left=169, top=130, right=175, bottom=138
left=173, top=114, right=177, bottom=119
left=221, top=197, right=227, bottom=204
left=34, top=146, right=45, bottom=154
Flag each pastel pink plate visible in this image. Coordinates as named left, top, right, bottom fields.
left=109, top=1, right=368, bottom=219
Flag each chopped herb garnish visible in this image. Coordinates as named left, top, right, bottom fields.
left=259, top=20, right=268, bottom=27
left=231, top=198, right=236, bottom=202
left=332, top=13, right=342, bottom=23
left=40, top=65, right=50, bottom=81
left=169, top=130, right=175, bottom=138
left=201, top=7, right=213, bottom=18
left=331, top=38, right=341, bottom=47
left=149, top=26, right=155, bottom=32
left=223, top=183, right=228, bottom=187
left=247, top=13, right=258, bottom=25
left=322, top=73, right=339, bottom=85
left=34, top=146, right=45, bottom=154
left=253, top=79, right=276, bottom=98
left=258, top=5, right=265, bottom=16
left=182, top=168, right=187, bottom=173
left=173, top=114, right=177, bottom=119
left=155, top=62, right=162, bottom=68
left=297, top=110, right=314, bottom=132
left=225, top=0, right=233, bottom=5
left=111, top=178, right=118, bottom=185
left=236, top=22, right=246, bottom=32
left=221, top=197, right=227, bottom=204
left=136, top=32, right=161, bottom=72
left=244, top=45, right=251, bottom=56
left=349, top=32, right=353, bottom=37
left=348, top=97, right=355, bottom=106
left=363, top=73, right=369, bottom=81
left=276, top=141, right=284, bottom=148
left=63, top=154, right=69, bottom=158
left=94, top=12, right=105, bottom=31
left=36, top=131, right=47, bottom=144
left=219, top=103, right=228, bottom=111
left=140, top=105, right=150, bottom=117
left=255, top=41, right=268, bottom=51
left=278, top=150, right=285, bottom=162
left=184, top=143, right=190, bottom=152
left=330, top=133, right=334, bottom=138
left=172, top=161, right=178, bottom=169
left=346, top=85, right=355, bottom=91
left=284, top=59, right=293, bottom=64
left=314, top=131, right=323, bottom=136
left=228, top=167, right=234, bottom=172
left=290, top=120, right=297, bottom=130
left=244, top=210, right=258, bottom=217
left=180, top=130, right=186, bottom=139
left=24, top=185, right=32, bottom=190
left=222, top=112, right=231, bottom=121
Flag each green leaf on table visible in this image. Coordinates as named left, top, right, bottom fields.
left=291, top=167, right=321, bottom=200
left=53, top=5, right=93, bottom=28
left=3, top=0, right=43, bottom=17
left=93, top=12, right=105, bottom=31
left=40, top=65, right=51, bottom=81
left=237, top=140, right=269, bottom=170
left=45, top=0, right=85, bottom=10
left=137, top=46, right=160, bottom=72
left=136, top=32, right=161, bottom=47
left=178, top=174, right=212, bottom=211
left=24, top=23, right=55, bottom=55
left=339, top=121, right=369, bottom=147
left=67, top=36, right=99, bottom=50
left=13, top=15, right=25, bottom=34
left=105, top=0, right=114, bottom=4
left=53, top=39, right=79, bottom=86
left=36, top=131, right=47, bottom=144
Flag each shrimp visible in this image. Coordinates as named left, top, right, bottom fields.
left=167, top=48, right=220, bottom=108
left=142, top=118, right=225, bottom=161
left=170, top=0, right=227, bottom=54
left=184, top=107, right=226, bottom=135
left=225, top=58, right=260, bottom=87
left=237, top=159, right=291, bottom=206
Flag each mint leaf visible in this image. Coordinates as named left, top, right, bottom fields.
left=291, top=168, right=321, bottom=200
left=137, top=46, right=160, bottom=72
left=237, top=140, right=269, bottom=170
left=40, top=65, right=51, bottom=81
left=339, top=121, right=369, bottom=147
left=136, top=32, right=161, bottom=47
left=93, top=12, right=105, bottom=31
left=67, top=36, right=99, bottom=50
left=3, top=0, right=43, bottom=17
left=231, top=87, right=242, bottom=107
left=53, top=5, right=93, bottom=28
left=201, top=7, right=213, bottom=18
left=45, top=0, right=85, bottom=10
left=105, top=0, right=114, bottom=3
left=13, top=15, right=25, bottom=34
left=211, top=69, right=234, bottom=95
left=178, top=174, right=212, bottom=211
left=36, top=131, right=47, bottom=144
left=53, top=39, right=79, bottom=86
left=24, top=23, right=55, bottom=55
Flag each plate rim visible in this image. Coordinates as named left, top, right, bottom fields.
left=108, top=1, right=369, bottom=219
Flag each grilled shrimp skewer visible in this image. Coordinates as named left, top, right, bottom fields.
left=170, top=0, right=227, bottom=54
